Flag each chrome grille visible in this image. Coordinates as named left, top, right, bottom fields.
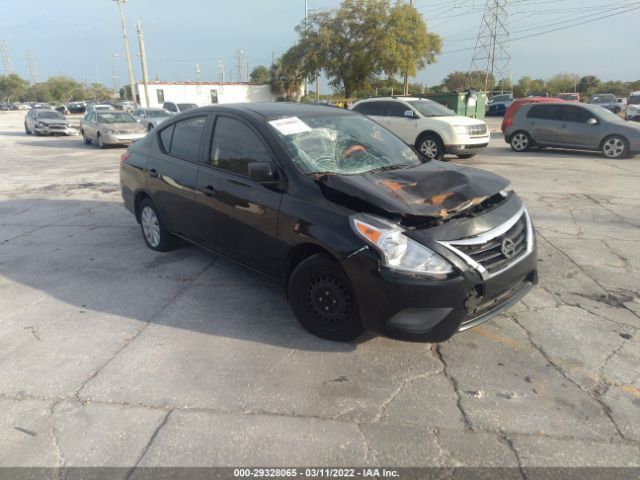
left=466, top=124, right=488, bottom=136
left=438, top=208, right=533, bottom=280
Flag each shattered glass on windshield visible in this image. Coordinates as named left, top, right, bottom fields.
left=271, top=115, right=421, bottom=175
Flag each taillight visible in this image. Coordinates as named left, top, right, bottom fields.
left=120, top=151, right=131, bottom=162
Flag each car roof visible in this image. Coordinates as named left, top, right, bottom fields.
left=195, top=102, right=356, bottom=120
left=354, top=96, right=426, bottom=103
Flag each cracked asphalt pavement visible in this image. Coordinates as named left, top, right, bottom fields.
left=1, top=111, right=639, bottom=471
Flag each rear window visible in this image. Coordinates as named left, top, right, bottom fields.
left=629, top=95, right=640, bottom=105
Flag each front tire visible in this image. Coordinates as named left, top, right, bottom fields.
left=81, top=130, right=91, bottom=145
left=417, top=134, right=445, bottom=161
left=457, top=153, right=476, bottom=159
left=139, top=198, right=176, bottom=252
left=96, top=133, right=105, bottom=148
left=25, top=123, right=32, bottom=134
left=288, top=254, right=364, bottom=342
left=510, top=131, right=532, bottom=152
left=601, top=135, right=628, bottom=159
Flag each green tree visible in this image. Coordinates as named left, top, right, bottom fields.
left=270, top=52, right=304, bottom=101
left=383, top=2, right=441, bottom=94
left=0, top=73, right=28, bottom=102
left=285, top=0, right=441, bottom=98
left=577, top=75, right=600, bottom=96
left=250, top=65, right=271, bottom=83
left=22, top=82, right=51, bottom=102
left=46, top=76, right=84, bottom=103
left=87, top=83, right=113, bottom=100
left=546, top=73, right=579, bottom=96
left=443, top=71, right=493, bottom=92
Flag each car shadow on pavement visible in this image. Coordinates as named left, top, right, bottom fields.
left=17, top=139, right=101, bottom=149
left=0, top=197, right=368, bottom=352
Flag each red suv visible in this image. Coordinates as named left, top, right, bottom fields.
left=501, top=97, right=565, bottom=133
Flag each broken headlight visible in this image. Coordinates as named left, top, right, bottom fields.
left=350, top=214, right=454, bottom=279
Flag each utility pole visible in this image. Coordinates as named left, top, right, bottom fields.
left=113, top=0, right=136, bottom=103
left=111, top=53, right=119, bottom=94
left=304, top=0, right=309, bottom=99
left=135, top=21, right=150, bottom=107
left=219, top=60, right=225, bottom=82
left=469, top=0, right=511, bottom=93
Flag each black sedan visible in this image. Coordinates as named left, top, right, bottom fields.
left=120, top=104, right=537, bottom=342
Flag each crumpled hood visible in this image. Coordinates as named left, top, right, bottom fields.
left=317, top=161, right=509, bottom=220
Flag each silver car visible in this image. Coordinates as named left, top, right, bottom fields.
left=505, top=103, right=640, bottom=159
left=80, top=110, right=147, bottom=148
left=132, top=108, right=173, bottom=131
left=24, top=109, right=77, bottom=136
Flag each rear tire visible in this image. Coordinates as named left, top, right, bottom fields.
left=601, top=135, right=628, bottom=159
left=416, top=133, right=445, bottom=161
left=288, top=254, right=364, bottom=342
left=138, top=198, right=176, bottom=252
left=510, top=131, right=532, bottom=152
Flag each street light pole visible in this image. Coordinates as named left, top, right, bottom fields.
left=304, top=0, right=308, bottom=100
left=136, top=20, right=150, bottom=107
left=113, top=0, right=136, bottom=103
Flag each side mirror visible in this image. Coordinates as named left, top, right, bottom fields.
left=586, top=118, right=598, bottom=125
left=404, top=110, right=415, bottom=118
left=248, top=162, right=275, bottom=183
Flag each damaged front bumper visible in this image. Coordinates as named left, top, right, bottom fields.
left=340, top=201, right=538, bottom=342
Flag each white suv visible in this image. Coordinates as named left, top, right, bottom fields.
left=351, top=97, right=490, bottom=160
left=626, top=91, right=640, bottom=122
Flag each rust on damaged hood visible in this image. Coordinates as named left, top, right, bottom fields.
left=317, top=161, right=510, bottom=220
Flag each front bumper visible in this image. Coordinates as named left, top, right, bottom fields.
left=445, top=141, right=489, bottom=156
left=103, top=132, right=146, bottom=145
left=341, top=208, right=538, bottom=342
left=34, top=125, right=77, bottom=135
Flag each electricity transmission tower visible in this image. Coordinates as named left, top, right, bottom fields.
left=0, top=41, right=13, bottom=74
left=27, top=51, right=38, bottom=83
left=469, top=0, right=511, bottom=92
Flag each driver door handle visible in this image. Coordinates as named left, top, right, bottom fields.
left=202, top=185, right=216, bottom=197
left=148, top=168, right=159, bottom=178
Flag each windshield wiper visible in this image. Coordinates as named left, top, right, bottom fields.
left=367, top=164, right=411, bottom=173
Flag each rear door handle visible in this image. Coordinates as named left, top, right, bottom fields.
left=202, top=185, right=216, bottom=197
left=148, top=168, right=159, bottom=178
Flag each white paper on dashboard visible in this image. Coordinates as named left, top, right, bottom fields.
left=268, top=117, right=312, bottom=135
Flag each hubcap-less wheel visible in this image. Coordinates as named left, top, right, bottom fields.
left=306, top=274, right=353, bottom=330
left=141, top=206, right=161, bottom=248
left=602, top=137, right=625, bottom=159
left=511, top=133, right=529, bottom=151
left=419, top=139, right=439, bottom=159
left=97, top=134, right=104, bottom=148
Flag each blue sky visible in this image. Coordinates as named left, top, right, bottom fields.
left=1, top=0, right=638, bottom=92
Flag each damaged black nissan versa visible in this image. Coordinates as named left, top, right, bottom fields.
left=120, top=104, right=538, bottom=342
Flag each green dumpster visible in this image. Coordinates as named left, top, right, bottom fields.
left=424, top=91, right=488, bottom=119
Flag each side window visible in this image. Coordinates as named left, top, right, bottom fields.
left=352, top=103, right=371, bottom=115
left=527, top=105, right=560, bottom=120
left=158, top=124, right=174, bottom=152
left=210, top=116, right=273, bottom=177
left=387, top=102, right=410, bottom=117
left=168, top=116, right=206, bottom=161
left=156, top=89, right=164, bottom=104
left=364, top=102, right=385, bottom=116
left=562, top=107, right=591, bottom=123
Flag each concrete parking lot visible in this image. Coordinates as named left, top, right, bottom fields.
left=1, top=110, right=639, bottom=472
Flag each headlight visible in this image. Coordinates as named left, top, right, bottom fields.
left=350, top=214, right=454, bottom=279
left=453, top=125, right=468, bottom=135
left=36, top=122, right=45, bottom=127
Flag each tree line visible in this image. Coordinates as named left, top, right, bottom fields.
left=0, top=74, right=113, bottom=104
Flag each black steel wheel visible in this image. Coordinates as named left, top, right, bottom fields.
left=288, top=254, right=363, bottom=342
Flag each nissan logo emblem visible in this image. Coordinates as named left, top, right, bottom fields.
left=501, top=237, right=516, bottom=259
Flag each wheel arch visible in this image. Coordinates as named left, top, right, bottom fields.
left=285, top=243, right=339, bottom=290
left=415, top=130, right=444, bottom=148
left=133, top=190, right=152, bottom=223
